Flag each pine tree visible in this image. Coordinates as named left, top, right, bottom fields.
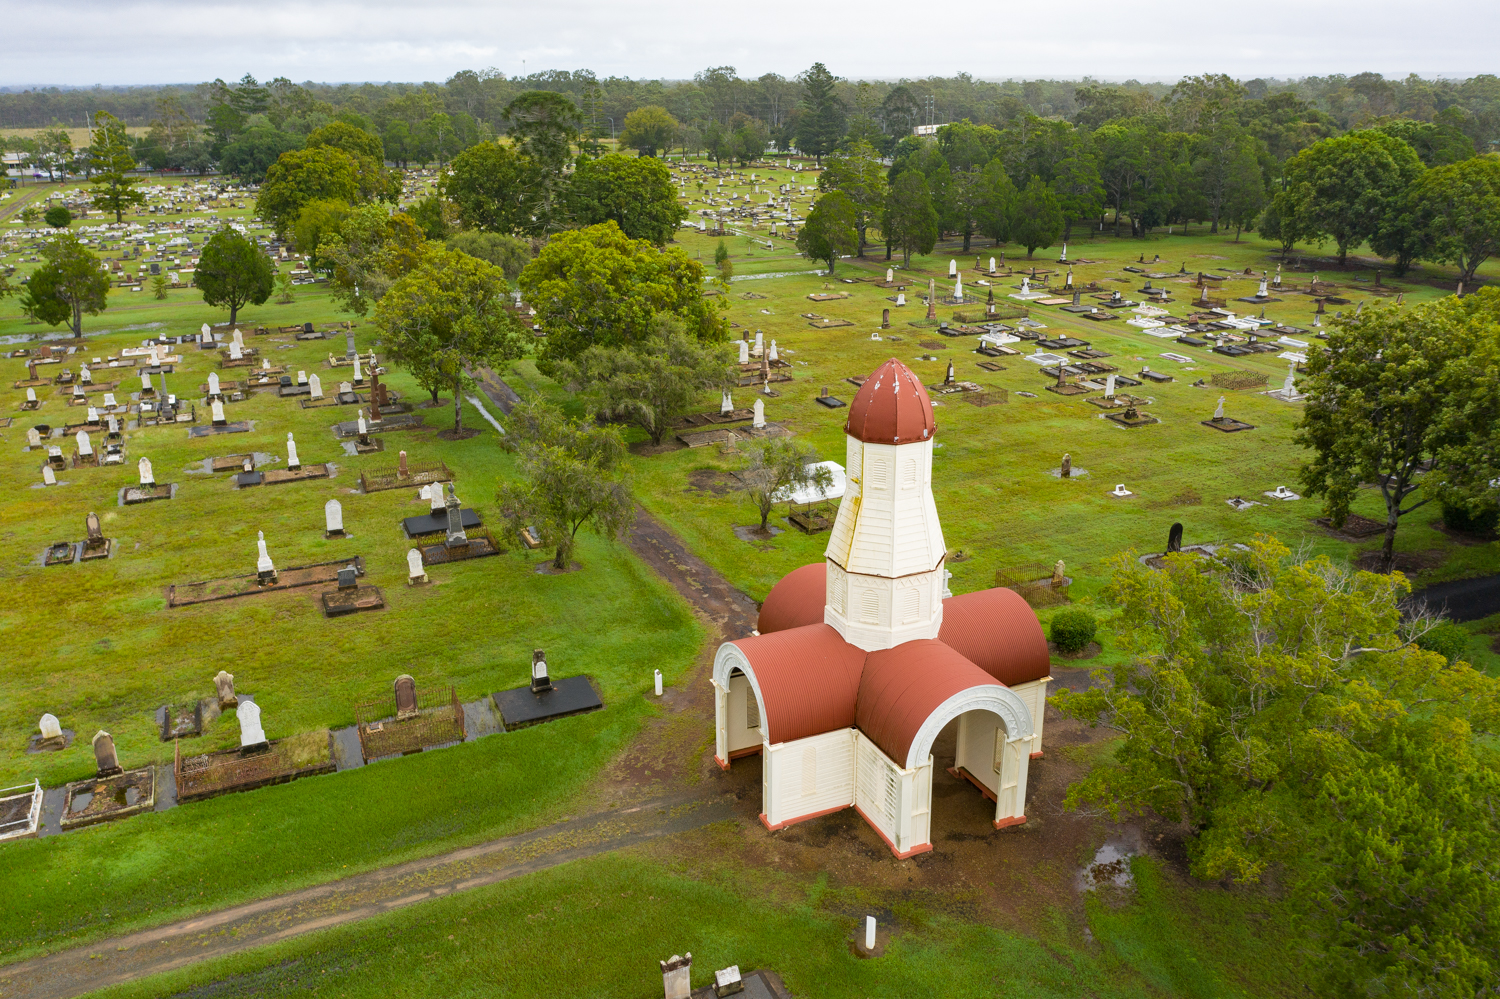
left=89, top=111, right=146, bottom=223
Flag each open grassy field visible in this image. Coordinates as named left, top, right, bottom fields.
left=1, top=159, right=1497, bottom=994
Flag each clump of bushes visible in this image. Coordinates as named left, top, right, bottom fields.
left=1441, top=502, right=1498, bottom=536
left=1050, top=608, right=1097, bottom=653
left=1415, top=621, right=1469, bottom=664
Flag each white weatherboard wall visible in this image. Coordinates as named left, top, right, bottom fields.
left=762, top=729, right=857, bottom=829
left=854, top=731, right=932, bottom=856
left=825, top=436, right=947, bottom=651
left=1009, top=678, right=1050, bottom=757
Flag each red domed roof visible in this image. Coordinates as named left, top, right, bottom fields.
left=759, top=562, right=827, bottom=634
left=844, top=358, right=935, bottom=445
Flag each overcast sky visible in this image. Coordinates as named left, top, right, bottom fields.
left=5, top=0, right=1494, bottom=87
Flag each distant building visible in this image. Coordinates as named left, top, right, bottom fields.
left=912, top=124, right=939, bottom=136
left=712, top=358, right=1051, bottom=857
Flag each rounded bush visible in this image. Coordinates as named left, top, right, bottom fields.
left=1441, top=502, right=1498, bottom=536
left=43, top=206, right=72, bottom=228
left=1050, top=608, right=1097, bottom=653
left=1415, top=621, right=1469, bottom=664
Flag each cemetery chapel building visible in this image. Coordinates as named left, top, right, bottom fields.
left=712, top=358, right=1052, bottom=857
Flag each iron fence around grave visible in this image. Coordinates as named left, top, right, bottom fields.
left=353, top=686, right=465, bottom=763
left=174, top=733, right=335, bottom=802
left=0, top=780, right=43, bottom=842
left=359, top=461, right=453, bottom=493
left=995, top=563, right=1071, bottom=608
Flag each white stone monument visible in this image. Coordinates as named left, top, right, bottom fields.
left=39, top=713, right=62, bottom=740
left=207, top=371, right=220, bottom=396
left=896, top=293, right=906, bottom=307
left=988, top=256, right=996, bottom=274
left=229, top=341, right=243, bottom=360
left=256, top=530, right=275, bottom=574
left=25, top=387, right=36, bottom=403
left=721, top=390, right=734, bottom=415
left=325, top=499, right=344, bottom=535
left=308, top=373, right=323, bottom=400
left=886, top=267, right=894, bottom=282
left=407, top=548, right=427, bottom=584
left=236, top=700, right=266, bottom=747
left=738, top=341, right=749, bottom=364
left=1214, top=396, right=1225, bottom=420
left=286, top=433, right=300, bottom=470
left=211, top=399, right=226, bottom=424
left=352, top=353, right=363, bottom=383
left=948, top=259, right=957, bottom=277
left=752, top=398, right=765, bottom=429
left=141, top=372, right=152, bottom=393
left=138, top=456, right=154, bottom=485
left=27, top=427, right=42, bottom=447
left=42, top=465, right=56, bottom=485
left=75, top=430, right=92, bottom=457
left=1105, top=373, right=1117, bottom=398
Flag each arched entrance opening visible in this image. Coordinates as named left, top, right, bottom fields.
left=905, top=688, right=1033, bottom=832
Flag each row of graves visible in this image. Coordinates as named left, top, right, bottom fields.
left=672, top=162, right=814, bottom=242
left=4, top=651, right=604, bottom=842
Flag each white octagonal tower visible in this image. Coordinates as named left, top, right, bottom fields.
left=824, top=358, right=947, bottom=651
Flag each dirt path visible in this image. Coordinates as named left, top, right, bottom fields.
left=0, top=791, right=739, bottom=999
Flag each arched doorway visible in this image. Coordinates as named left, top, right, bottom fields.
left=906, top=688, right=1033, bottom=831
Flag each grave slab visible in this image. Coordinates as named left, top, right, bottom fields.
left=187, top=422, right=251, bottom=437
left=491, top=675, right=603, bottom=729
left=402, top=507, right=481, bottom=537
left=60, top=767, right=156, bottom=830
left=322, top=586, right=385, bottom=617
left=167, top=556, right=365, bottom=607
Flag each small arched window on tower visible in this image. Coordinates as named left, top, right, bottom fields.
left=860, top=589, right=879, bottom=624
left=901, top=587, right=920, bottom=624
left=902, top=458, right=917, bottom=489
left=868, top=458, right=888, bottom=490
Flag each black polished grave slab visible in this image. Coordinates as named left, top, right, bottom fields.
left=491, top=675, right=603, bottom=729
left=814, top=395, right=846, bottom=408
left=401, top=507, right=481, bottom=536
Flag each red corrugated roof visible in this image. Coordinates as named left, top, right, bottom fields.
left=844, top=358, right=936, bottom=445
left=758, top=562, right=827, bottom=634
left=938, top=588, right=1051, bottom=686
left=730, top=624, right=867, bottom=744
left=855, top=640, right=998, bottom=766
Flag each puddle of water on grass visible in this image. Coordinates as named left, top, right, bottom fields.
left=1078, top=835, right=1139, bottom=891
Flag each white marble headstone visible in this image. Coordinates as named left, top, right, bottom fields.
left=256, top=530, right=274, bottom=573
left=103, top=392, right=117, bottom=407
left=39, top=713, right=62, bottom=739
left=407, top=548, right=425, bottom=580
left=753, top=398, right=765, bottom=429
left=236, top=700, right=266, bottom=747
left=285, top=432, right=300, bottom=469
left=211, top=399, right=225, bottom=423
left=208, top=372, right=220, bottom=395
left=738, top=341, right=749, bottom=364
left=308, top=373, right=322, bottom=399
left=42, top=465, right=56, bottom=485
left=76, top=430, right=92, bottom=456
left=138, top=456, right=154, bottom=485
left=27, top=428, right=42, bottom=446
left=325, top=499, right=343, bottom=533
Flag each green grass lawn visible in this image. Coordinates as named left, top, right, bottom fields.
left=87, top=846, right=1308, bottom=999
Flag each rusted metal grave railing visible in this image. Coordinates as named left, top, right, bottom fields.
left=353, top=686, right=465, bottom=763
left=174, top=735, right=334, bottom=802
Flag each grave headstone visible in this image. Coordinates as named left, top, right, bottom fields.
left=237, top=700, right=266, bottom=748
left=738, top=341, right=749, bottom=364
left=352, top=353, right=363, bottom=384
left=39, top=713, right=63, bottom=740
left=107, top=415, right=119, bottom=437
left=721, top=390, right=733, bottom=416
left=42, top=465, right=56, bottom=485
left=76, top=430, right=93, bottom=457
left=286, top=432, right=300, bottom=470
left=104, top=392, right=117, bottom=407
left=954, top=275, right=963, bottom=302
left=336, top=563, right=357, bottom=589
left=753, top=398, right=765, bottom=429
left=141, top=372, right=152, bottom=394
left=138, top=456, right=154, bottom=485
left=444, top=483, right=468, bottom=548
left=398, top=450, right=408, bottom=477
left=428, top=484, right=445, bottom=511
left=26, top=387, right=36, bottom=403
left=886, top=267, right=894, bottom=282
left=407, top=548, right=427, bottom=583
left=86, top=406, right=99, bottom=422
left=394, top=674, right=418, bottom=718
left=926, top=279, right=936, bottom=319
left=325, top=499, right=344, bottom=536
left=256, top=530, right=276, bottom=580
left=229, top=341, right=243, bottom=361
left=948, top=259, right=957, bottom=278
left=881, top=308, right=890, bottom=329
left=1168, top=522, right=1183, bottom=553
left=1060, top=453, right=1071, bottom=478
left=1214, top=396, right=1225, bottom=420
left=92, top=730, right=122, bottom=776
left=211, top=399, right=226, bottom=425
left=661, top=955, right=693, bottom=999
left=27, top=427, right=41, bottom=447
left=531, top=649, right=552, bottom=692
left=215, top=670, right=237, bottom=708
left=297, top=370, right=307, bottom=386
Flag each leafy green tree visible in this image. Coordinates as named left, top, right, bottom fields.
left=503, top=91, right=582, bottom=169
left=1094, top=120, right=1146, bottom=236
left=1282, top=131, right=1425, bottom=265
left=43, top=206, right=71, bottom=228
left=705, top=239, right=729, bottom=285
left=219, top=126, right=301, bottom=183
left=148, top=94, right=210, bottom=172
left=275, top=271, right=295, bottom=304
left=256, top=146, right=361, bottom=236
left=193, top=227, right=274, bottom=327
left=730, top=117, right=770, bottom=165
left=568, top=153, right=687, bottom=245
left=441, top=142, right=546, bottom=236
left=619, top=106, right=679, bottom=158
left=306, top=121, right=398, bottom=202
left=884, top=169, right=939, bottom=266
left=818, top=140, right=888, bottom=255
left=796, top=190, right=859, bottom=275
left=1407, top=155, right=1500, bottom=285
left=498, top=398, right=635, bottom=570
left=737, top=438, right=834, bottom=532
left=291, top=198, right=350, bottom=269
left=35, top=126, right=71, bottom=182
left=446, top=231, right=531, bottom=281
left=976, top=158, right=1017, bottom=247
left=151, top=274, right=169, bottom=300
left=1192, top=125, right=1265, bottom=234
left=407, top=195, right=451, bottom=240
left=375, top=246, right=526, bottom=430
left=319, top=207, right=430, bottom=316
left=703, top=119, right=729, bottom=167
left=1009, top=176, right=1064, bottom=258
left=1051, top=146, right=1105, bottom=239
left=1427, top=291, right=1500, bottom=523
left=18, top=233, right=110, bottom=335
left=1371, top=114, right=1475, bottom=166
left=1054, top=535, right=1500, bottom=998
left=1257, top=181, right=1315, bottom=258
left=1296, top=300, right=1478, bottom=571
left=518, top=221, right=727, bottom=363
left=553, top=316, right=733, bottom=446
left=88, top=111, right=146, bottom=223
left=794, top=63, right=846, bottom=166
